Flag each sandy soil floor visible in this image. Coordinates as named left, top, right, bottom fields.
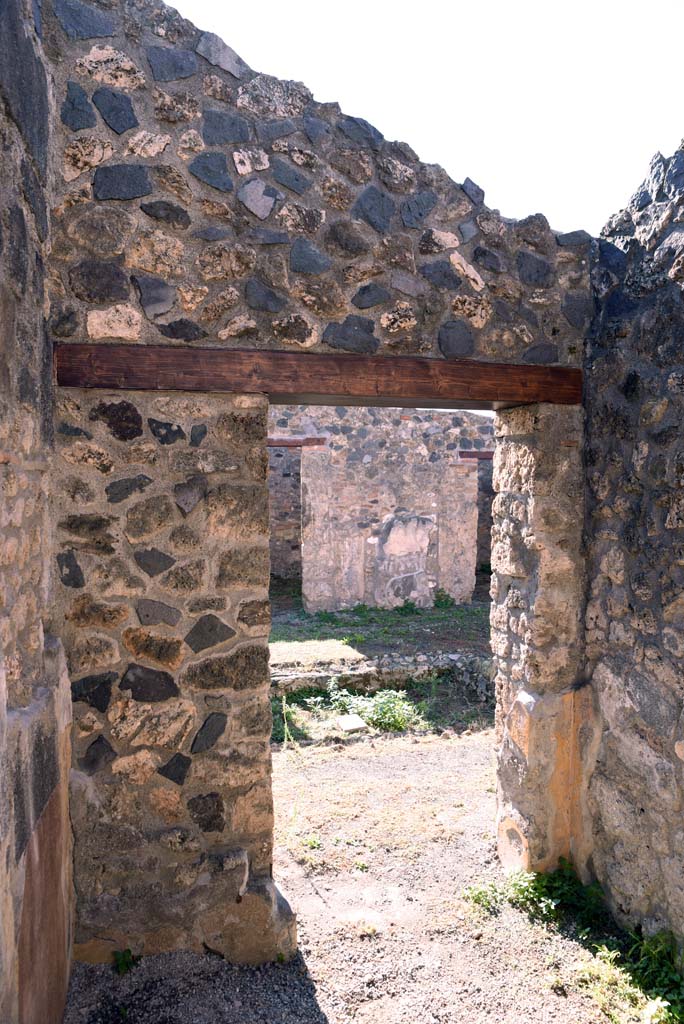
left=63, top=729, right=637, bottom=1024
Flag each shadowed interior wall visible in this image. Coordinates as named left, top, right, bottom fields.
left=267, top=405, right=495, bottom=592
left=268, top=445, right=302, bottom=580
left=0, top=0, right=73, bottom=1020
left=301, top=445, right=478, bottom=612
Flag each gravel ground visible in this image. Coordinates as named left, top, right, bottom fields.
left=64, top=730, right=625, bottom=1024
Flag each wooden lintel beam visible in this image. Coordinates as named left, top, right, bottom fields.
left=54, top=344, right=583, bottom=410
left=267, top=436, right=327, bottom=447
left=458, top=450, right=495, bottom=460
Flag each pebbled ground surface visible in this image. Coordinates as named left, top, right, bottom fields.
left=63, top=729, right=629, bottom=1023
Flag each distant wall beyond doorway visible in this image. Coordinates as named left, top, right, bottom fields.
left=267, top=406, right=494, bottom=610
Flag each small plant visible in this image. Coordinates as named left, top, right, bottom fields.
left=433, top=588, right=456, bottom=608
left=315, top=610, right=338, bottom=625
left=354, top=859, right=369, bottom=872
left=463, top=861, right=684, bottom=1023
left=395, top=599, right=419, bottom=616
left=341, top=633, right=366, bottom=645
left=112, top=948, right=140, bottom=976
left=303, top=833, right=322, bottom=850
left=463, top=880, right=505, bottom=914
left=303, top=694, right=326, bottom=718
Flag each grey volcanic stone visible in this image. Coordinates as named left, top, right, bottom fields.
left=462, top=177, right=484, bottom=205
left=52, top=309, right=79, bottom=337
left=185, top=614, right=236, bottom=654
left=193, top=226, right=231, bottom=241
left=146, top=46, right=197, bottom=82
left=71, top=671, right=117, bottom=713
left=400, top=190, right=438, bottom=229
left=57, top=550, right=85, bottom=588
left=195, top=31, right=247, bottom=78
left=136, top=599, right=182, bottom=627
left=303, top=115, right=331, bottom=143
left=245, top=277, right=286, bottom=312
left=140, top=200, right=191, bottom=229
left=324, top=221, right=369, bottom=256
left=69, top=260, right=129, bottom=303
left=338, top=115, right=383, bottom=150
left=271, top=157, right=311, bottom=195
left=52, top=0, right=115, bottom=39
left=459, top=220, right=478, bottom=243
left=420, top=260, right=462, bottom=291
left=242, top=228, right=289, bottom=245
left=158, top=319, right=207, bottom=341
left=134, top=548, right=176, bottom=577
left=191, top=712, right=228, bottom=753
left=189, top=424, right=207, bottom=447
left=390, top=270, right=428, bottom=297
left=352, top=186, right=395, bottom=234
left=438, top=319, right=475, bottom=357
left=556, top=229, right=593, bottom=247
left=202, top=109, right=250, bottom=145
left=323, top=315, right=378, bottom=354
left=174, top=474, right=208, bottom=516
left=58, top=422, right=91, bottom=439
left=0, top=0, right=50, bottom=174
left=237, top=179, right=281, bottom=220
left=158, top=752, right=191, bottom=785
left=352, top=283, right=390, bottom=309
left=93, top=165, right=153, bottom=201
left=61, top=81, right=96, bottom=130
left=21, top=155, right=48, bottom=240
left=474, top=246, right=503, bottom=273
left=105, top=475, right=153, bottom=504
left=517, top=250, right=553, bottom=287
left=79, top=735, right=116, bottom=775
left=562, top=290, right=594, bottom=328
left=132, top=274, right=176, bottom=319
left=92, top=87, right=138, bottom=134
left=187, top=792, right=224, bottom=832
left=121, top=663, right=179, bottom=702
left=290, top=238, right=331, bottom=274
left=188, top=152, right=233, bottom=192
left=90, top=400, right=143, bottom=441
left=256, top=118, right=297, bottom=143
left=148, top=418, right=186, bottom=445
left=523, top=342, right=559, bottom=364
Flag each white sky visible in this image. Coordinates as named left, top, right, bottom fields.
left=173, top=0, right=684, bottom=236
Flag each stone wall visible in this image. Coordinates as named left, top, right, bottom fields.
left=301, top=447, right=478, bottom=612
left=52, top=387, right=296, bottom=962
left=268, top=444, right=303, bottom=580
left=12, top=0, right=684, bottom=990
left=267, top=404, right=495, bottom=593
left=585, top=146, right=684, bottom=935
left=35, top=0, right=596, bottom=967
left=0, top=1, right=74, bottom=1022
left=491, top=405, right=594, bottom=874
left=42, top=0, right=591, bottom=366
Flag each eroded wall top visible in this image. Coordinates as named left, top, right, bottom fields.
left=44, top=0, right=592, bottom=366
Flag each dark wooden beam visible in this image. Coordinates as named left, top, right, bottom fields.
left=267, top=436, right=327, bottom=447
left=458, top=450, right=494, bottom=460
left=54, top=344, right=582, bottom=410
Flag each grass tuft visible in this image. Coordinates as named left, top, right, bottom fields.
left=464, top=859, right=684, bottom=1023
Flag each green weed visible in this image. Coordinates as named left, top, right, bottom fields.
left=112, top=948, right=140, bottom=976
left=463, top=860, right=684, bottom=1022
